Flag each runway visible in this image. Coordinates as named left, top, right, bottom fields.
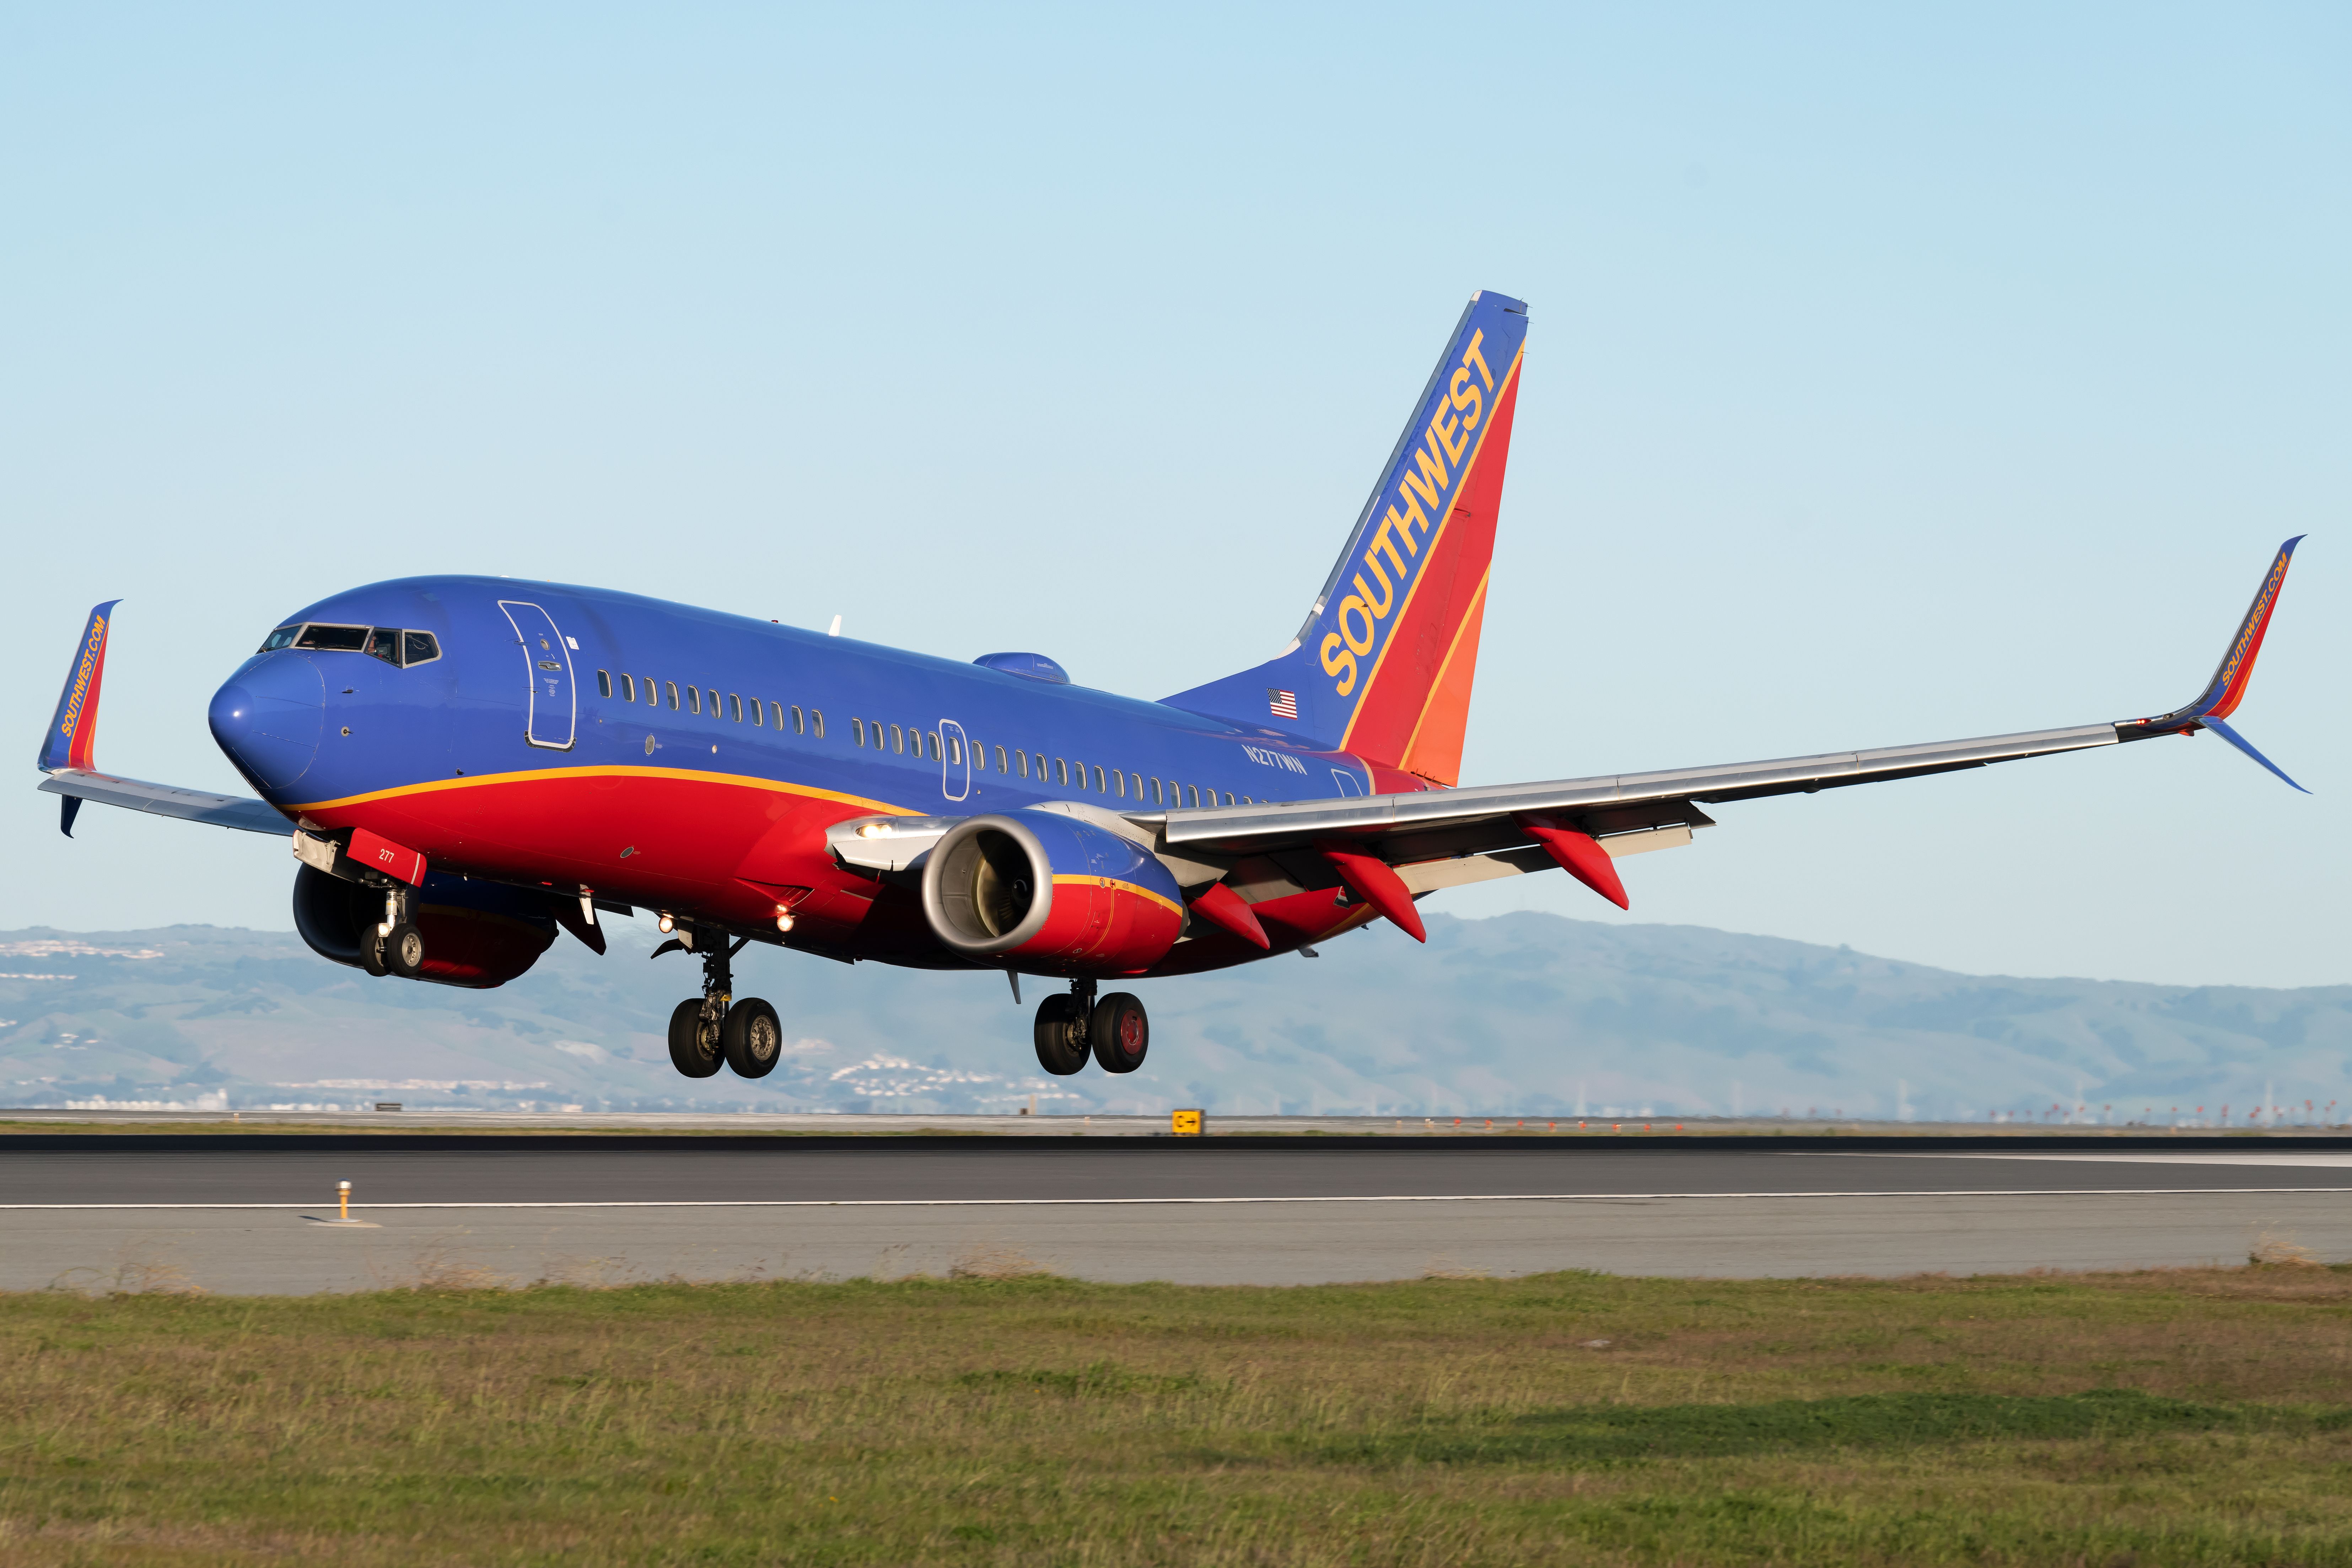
left=4, top=1135, right=2347, bottom=1293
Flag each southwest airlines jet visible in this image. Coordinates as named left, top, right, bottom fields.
left=36, top=292, right=2306, bottom=1084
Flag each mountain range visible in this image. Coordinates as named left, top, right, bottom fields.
left=2, top=914, right=2346, bottom=1123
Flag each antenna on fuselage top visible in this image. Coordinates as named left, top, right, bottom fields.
left=828, top=615, right=842, bottom=637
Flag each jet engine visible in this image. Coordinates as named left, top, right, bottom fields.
left=292, top=862, right=557, bottom=989
left=920, top=811, right=1185, bottom=974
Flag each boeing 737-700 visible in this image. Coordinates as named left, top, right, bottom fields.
left=35, top=291, right=2306, bottom=1082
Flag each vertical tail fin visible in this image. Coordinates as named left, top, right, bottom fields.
left=40, top=600, right=120, bottom=774
left=1162, top=292, right=1529, bottom=785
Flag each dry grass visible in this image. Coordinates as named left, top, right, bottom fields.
left=1, top=1265, right=2349, bottom=1565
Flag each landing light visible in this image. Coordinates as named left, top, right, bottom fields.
left=658, top=913, right=674, bottom=933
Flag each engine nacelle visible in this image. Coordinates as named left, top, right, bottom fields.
left=292, top=863, right=557, bottom=989
left=920, top=811, right=1185, bottom=974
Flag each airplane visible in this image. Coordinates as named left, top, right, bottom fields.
left=35, top=290, right=2308, bottom=1085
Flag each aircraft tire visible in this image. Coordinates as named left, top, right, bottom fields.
left=1089, top=992, right=1148, bottom=1074
left=722, top=997, right=782, bottom=1079
left=383, top=922, right=426, bottom=979
left=667, top=998, right=723, bottom=1078
left=1033, top=995, right=1088, bottom=1076
left=361, top=927, right=389, bottom=978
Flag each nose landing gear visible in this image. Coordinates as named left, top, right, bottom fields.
left=1032, top=980, right=1149, bottom=1076
left=363, top=886, right=427, bottom=980
left=661, top=929, right=782, bottom=1080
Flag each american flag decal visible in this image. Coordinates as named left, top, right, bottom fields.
left=1267, top=688, right=1298, bottom=720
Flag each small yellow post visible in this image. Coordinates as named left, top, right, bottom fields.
left=1172, top=1109, right=1203, bottom=1137
left=338, top=1180, right=351, bottom=1222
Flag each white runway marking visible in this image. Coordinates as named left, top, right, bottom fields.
left=4, top=1185, right=2350, bottom=1211
left=1889, top=1152, right=2352, bottom=1168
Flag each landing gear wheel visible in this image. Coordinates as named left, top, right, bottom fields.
left=667, top=998, right=723, bottom=1078
left=1090, top=992, right=1148, bottom=1074
left=361, top=931, right=389, bottom=977
left=1033, top=994, right=1088, bottom=1076
left=382, top=921, right=426, bottom=979
left=722, top=997, right=782, bottom=1079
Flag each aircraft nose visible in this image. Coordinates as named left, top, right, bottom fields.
left=209, top=655, right=324, bottom=792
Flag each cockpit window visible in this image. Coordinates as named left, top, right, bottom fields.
left=261, top=624, right=442, bottom=667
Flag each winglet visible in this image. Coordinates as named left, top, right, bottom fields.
left=39, top=600, right=120, bottom=775
left=2187, top=535, right=2301, bottom=723
left=2115, top=538, right=2307, bottom=791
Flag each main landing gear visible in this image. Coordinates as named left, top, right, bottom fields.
left=663, top=931, right=782, bottom=1081
left=1033, top=979, right=1148, bottom=1076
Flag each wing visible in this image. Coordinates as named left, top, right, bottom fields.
left=41, top=767, right=292, bottom=837
left=1131, top=538, right=2309, bottom=932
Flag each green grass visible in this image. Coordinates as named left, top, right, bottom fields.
left=3, top=1266, right=2350, bottom=1564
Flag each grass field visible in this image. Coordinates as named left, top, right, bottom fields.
left=3, top=1264, right=2349, bottom=1565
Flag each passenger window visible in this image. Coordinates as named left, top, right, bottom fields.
left=620, top=674, right=635, bottom=702
left=596, top=670, right=612, bottom=698
left=947, top=736, right=962, bottom=765
left=1113, top=770, right=1125, bottom=798
left=1014, top=750, right=1027, bottom=778
left=890, top=724, right=904, bottom=754
left=1151, top=778, right=1164, bottom=805
left=995, top=745, right=1008, bottom=774
left=367, top=628, right=401, bottom=665
left=1032, top=753, right=1044, bottom=779
left=750, top=697, right=763, bottom=726
left=929, top=731, right=942, bottom=760
left=258, top=626, right=301, bottom=653
left=1129, top=772, right=1143, bottom=798
left=706, top=689, right=719, bottom=716
left=1225, top=792, right=1236, bottom=806
left=790, top=705, right=803, bottom=735
left=730, top=694, right=742, bottom=722
left=1186, top=785, right=1200, bottom=808
left=403, top=632, right=441, bottom=666
left=1055, top=758, right=1067, bottom=787
left=687, top=687, right=701, bottom=715
left=811, top=711, right=824, bottom=738
left=666, top=681, right=680, bottom=711
left=852, top=718, right=866, bottom=747
left=642, top=675, right=656, bottom=706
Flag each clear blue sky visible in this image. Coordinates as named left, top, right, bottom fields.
left=4, top=5, right=2344, bottom=987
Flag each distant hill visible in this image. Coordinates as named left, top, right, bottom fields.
left=2, top=915, right=2346, bottom=1122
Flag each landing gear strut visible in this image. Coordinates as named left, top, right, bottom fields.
left=663, top=931, right=781, bottom=1080
left=1032, top=980, right=1149, bottom=1075
left=364, top=885, right=426, bottom=980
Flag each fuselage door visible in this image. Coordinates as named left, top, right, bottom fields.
left=497, top=600, right=576, bottom=750
left=940, top=718, right=972, bottom=802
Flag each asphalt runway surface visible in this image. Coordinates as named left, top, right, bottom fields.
left=5, top=1136, right=2347, bottom=1293
left=5, top=1136, right=2352, bottom=1206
